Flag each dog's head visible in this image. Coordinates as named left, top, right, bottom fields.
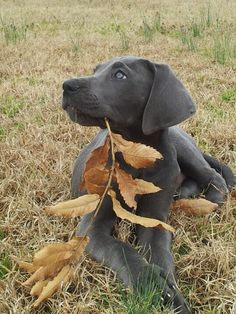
left=62, top=56, right=196, bottom=135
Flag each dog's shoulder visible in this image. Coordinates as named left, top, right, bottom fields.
left=71, top=129, right=108, bottom=198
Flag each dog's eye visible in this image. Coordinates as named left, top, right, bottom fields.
left=115, top=70, right=127, bottom=80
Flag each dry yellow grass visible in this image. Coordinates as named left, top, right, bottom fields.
left=0, top=0, right=235, bottom=313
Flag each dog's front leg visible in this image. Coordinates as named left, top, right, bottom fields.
left=135, top=169, right=192, bottom=313
left=77, top=195, right=152, bottom=289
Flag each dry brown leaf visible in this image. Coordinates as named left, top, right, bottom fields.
left=112, top=133, right=163, bottom=168
left=30, top=280, right=50, bottom=296
left=18, top=261, right=40, bottom=273
left=21, top=236, right=88, bottom=306
left=115, top=164, right=139, bottom=208
left=86, top=136, right=110, bottom=170
left=23, top=260, right=68, bottom=286
left=44, top=194, right=100, bottom=217
left=171, top=198, right=218, bottom=216
left=33, top=243, right=73, bottom=265
left=135, top=178, right=162, bottom=195
left=33, top=265, right=73, bottom=307
left=80, top=136, right=110, bottom=191
left=67, top=236, right=89, bottom=249
left=34, top=251, right=73, bottom=267
left=81, top=167, right=109, bottom=195
left=115, top=164, right=161, bottom=209
left=68, top=236, right=89, bottom=260
left=108, top=190, right=175, bottom=233
left=33, top=237, right=88, bottom=266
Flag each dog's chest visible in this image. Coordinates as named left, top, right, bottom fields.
left=114, top=151, right=160, bottom=183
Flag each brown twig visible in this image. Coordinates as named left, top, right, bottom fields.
left=84, top=118, right=115, bottom=234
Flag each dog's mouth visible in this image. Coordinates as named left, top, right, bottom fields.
left=62, top=101, right=106, bottom=128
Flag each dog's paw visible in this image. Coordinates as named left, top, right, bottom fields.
left=177, top=178, right=201, bottom=199
left=168, top=283, right=192, bottom=314
left=205, top=172, right=229, bottom=204
left=135, top=264, right=192, bottom=313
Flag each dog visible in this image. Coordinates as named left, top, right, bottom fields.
left=62, top=56, right=235, bottom=313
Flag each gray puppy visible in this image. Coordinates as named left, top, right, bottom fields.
left=62, top=56, right=235, bottom=313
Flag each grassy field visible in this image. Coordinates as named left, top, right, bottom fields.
left=0, top=0, right=235, bottom=313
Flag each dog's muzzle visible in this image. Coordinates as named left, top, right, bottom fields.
left=63, top=79, right=80, bottom=93
left=61, top=78, right=106, bottom=127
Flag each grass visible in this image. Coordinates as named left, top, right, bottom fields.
left=0, top=17, right=30, bottom=44
left=179, top=29, right=198, bottom=52
left=119, top=29, right=129, bottom=51
left=174, top=5, right=236, bottom=66
left=222, top=87, right=236, bottom=103
left=0, top=127, right=6, bottom=140
left=0, top=229, right=5, bottom=240
left=109, top=18, right=130, bottom=51
left=70, top=32, right=81, bottom=54
left=213, top=34, right=234, bottom=65
left=0, top=255, right=10, bottom=279
left=120, top=285, right=163, bottom=314
left=141, top=13, right=163, bottom=42
left=0, top=95, right=25, bottom=118
left=117, top=264, right=171, bottom=314
left=0, top=0, right=235, bottom=313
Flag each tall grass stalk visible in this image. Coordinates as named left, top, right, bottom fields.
left=70, top=32, right=80, bottom=54
left=213, top=34, right=231, bottom=64
left=1, top=18, right=28, bottom=44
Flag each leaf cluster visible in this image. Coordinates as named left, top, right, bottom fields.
left=19, top=120, right=218, bottom=306
left=19, top=237, right=88, bottom=307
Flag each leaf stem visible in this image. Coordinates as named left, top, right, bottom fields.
left=85, top=118, right=115, bottom=233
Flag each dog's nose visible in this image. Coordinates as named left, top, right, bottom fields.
left=63, top=79, right=80, bottom=92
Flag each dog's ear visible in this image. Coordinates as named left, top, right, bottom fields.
left=142, top=63, right=196, bottom=135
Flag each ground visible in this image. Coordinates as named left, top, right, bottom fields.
left=0, top=0, right=235, bottom=313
